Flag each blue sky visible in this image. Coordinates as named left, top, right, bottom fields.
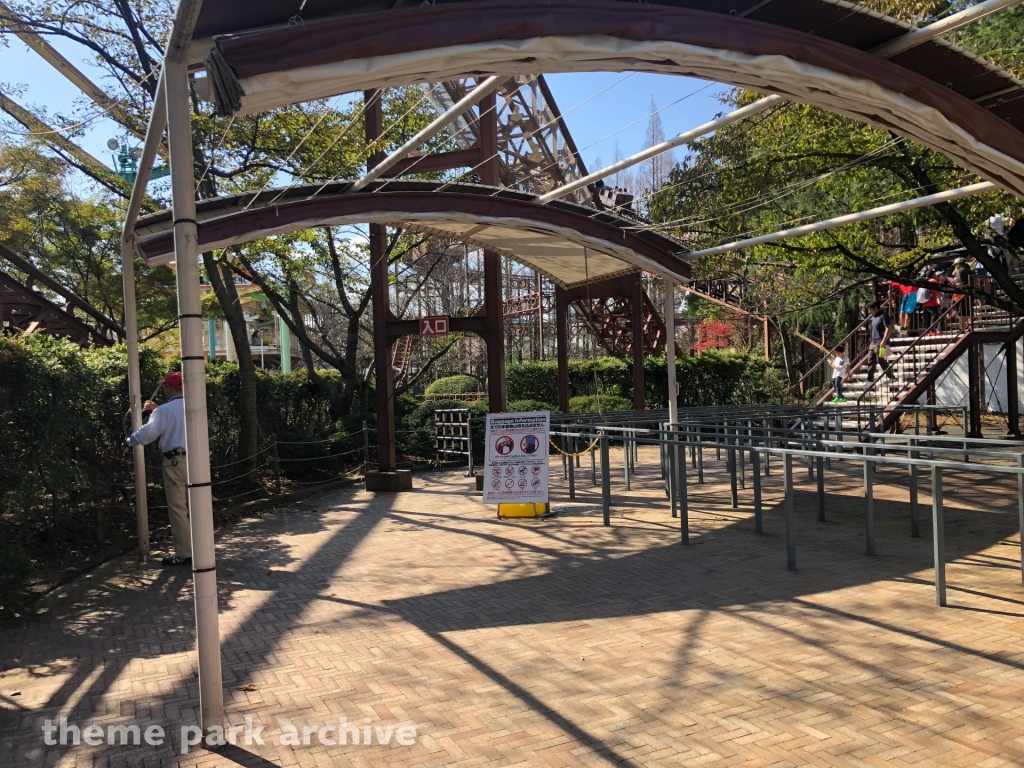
left=1, top=35, right=730, bottom=188
left=543, top=72, right=730, bottom=173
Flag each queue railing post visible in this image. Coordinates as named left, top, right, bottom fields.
left=963, top=407, right=969, bottom=462
left=697, top=427, right=704, bottom=483
left=933, top=465, right=946, bottom=606
left=784, top=451, right=796, bottom=571
left=272, top=438, right=281, bottom=495
left=864, top=448, right=876, bottom=556
left=668, top=429, right=678, bottom=519
left=1018, top=454, right=1024, bottom=586
left=590, top=440, right=597, bottom=485
left=567, top=432, right=576, bottom=500
left=816, top=452, right=825, bottom=523
left=806, top=417, right=814, bottom=481
left=738, top=424, right=746, bottom=490
left=362, top=421, right=369, bottom=475
left=622, top=432, right=631, bottom=492
left=752, top=446, right=763, bottom=533
left=600, top=432, right=611, bottom=526
left=728, top=427, right=739, bottom=509
left=909, top=449, right=920, bottom=538
left=677, top=429, right=689, bottom=545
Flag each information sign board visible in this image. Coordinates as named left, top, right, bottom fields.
left=483, top=411, right=550, bottom=504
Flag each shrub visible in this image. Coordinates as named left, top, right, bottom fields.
left=424, top=374, right=481, bottom=396
left=505, top=363, right=559, bottom=404
left=507, top=399, right=555, bottom=413
left=398, top=399, right=488, bottom=461
left=569, top=394, right=633, bottom=413
left=0, top=543, right=35, bottom=586
left=507, top=353, right=782, bottom=410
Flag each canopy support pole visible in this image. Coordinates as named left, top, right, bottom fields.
left=632, top=274, right=646, bottom=411
left=165, top=53, right=224, bottom=734
left=872, top=0, right=1024, bottom=58
left=538, top=95, right=783, bottom=203
left=665, top=280, right=678, bottom=424
left=365, top=90, right=398, bottom=471
left=120, top=71, right=166, bottom=564
left=683, top=182, right=997, bottom=261
left=556, top=285, right=570, bottom=413
left=480, top=89, right=506, bottom=412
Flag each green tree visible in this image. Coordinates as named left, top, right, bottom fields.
left=1, top=2, right=457, bottom=470
left=0, top=139, right=177, bottom=339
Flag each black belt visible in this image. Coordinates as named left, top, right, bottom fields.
left=163, top=448, right=186, bottom=460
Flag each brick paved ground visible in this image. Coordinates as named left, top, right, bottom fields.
left=2, top=443, right=1024, bottom=767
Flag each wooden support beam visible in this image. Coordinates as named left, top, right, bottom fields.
left=479, top=89, right=506, bottom=413
left=1007, top=338, right=1020, bottom=436
left=366, top=90, right=397, bottom=471
left=632, top=273, right=646, bottom=410
left=556, top=285, right=570, bottom=414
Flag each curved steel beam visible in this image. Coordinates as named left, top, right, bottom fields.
left=134, top=186, right=691, bottom=286
left=202, top=0, right=1024, bottom=198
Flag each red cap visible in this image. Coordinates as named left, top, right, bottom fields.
left=160, top=371, right=183, bottom=389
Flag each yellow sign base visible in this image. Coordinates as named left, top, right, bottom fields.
left=498, top=502, right=548, bottom=518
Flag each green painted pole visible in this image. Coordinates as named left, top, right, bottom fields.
left=278, top=314, right=292, bottom=374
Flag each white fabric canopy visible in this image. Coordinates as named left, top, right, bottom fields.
left=213, top=36, right=1024, bottom=198
left=138, top=209, right=680, bottom=288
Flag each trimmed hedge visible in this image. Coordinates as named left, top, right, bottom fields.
left=507, top=399, right=556, bottom=413
left=505, top=352, right=785, bottom=411
left=0, top=334, right=353, bottom=563
left=424, top=374, right=480, bottom=396
left=569, top=394, right=633, bottom=413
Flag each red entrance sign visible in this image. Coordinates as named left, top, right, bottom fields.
left=419, top=317, right=450, bottom=336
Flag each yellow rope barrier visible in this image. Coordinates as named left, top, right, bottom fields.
left=549, top=436, right=600, bottom=457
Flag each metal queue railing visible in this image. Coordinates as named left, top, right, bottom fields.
left=542, top=406, right=1024, bottom=608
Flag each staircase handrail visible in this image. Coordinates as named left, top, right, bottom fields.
left=881, top=317, right=1024, bottom=430
left=785, top=296, right=892, bottom=401
left=854, top=301, right=963, bottom=410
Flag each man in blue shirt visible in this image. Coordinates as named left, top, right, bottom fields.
left=126, top=371, right=191, bottom=566
left=866, top=301, right=895, bottom=384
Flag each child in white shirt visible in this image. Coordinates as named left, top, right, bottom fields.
left=831, top=346, right=847, bottom=403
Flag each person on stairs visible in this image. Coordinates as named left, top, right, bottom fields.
left=831, top=345, right=847, bottom=403
left=125, top=371, right=192, bottom=567
left=865, top=301, right=895, bottom=385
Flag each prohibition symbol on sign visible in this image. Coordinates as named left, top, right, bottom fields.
left=495, top=436, right=515, bottom=455
left=520, top=435, right=540, bottom=454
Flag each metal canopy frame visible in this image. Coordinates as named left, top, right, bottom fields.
left=123, top=0, right=1024, bottom=736
left=131, top=182, right=692, bottom=287
left=194, top=0, right=1024, bottom=197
